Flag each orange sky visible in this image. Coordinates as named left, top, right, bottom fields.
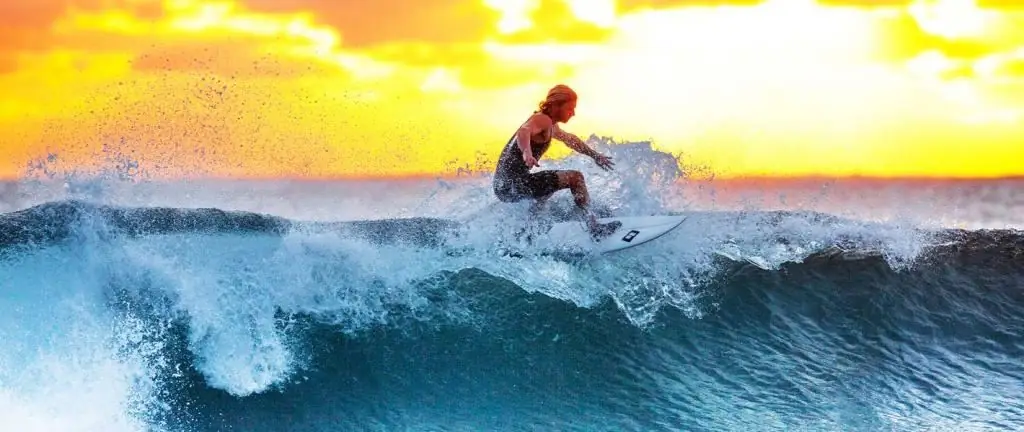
left=1, top=0, right=1022, bottom=180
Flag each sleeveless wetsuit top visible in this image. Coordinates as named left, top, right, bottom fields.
left=494, top=112, right=553, bottom=181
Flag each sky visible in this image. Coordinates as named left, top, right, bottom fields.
left=0, top=0, right=1022, bottom=180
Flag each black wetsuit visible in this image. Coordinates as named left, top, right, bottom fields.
left=493, top=114, right=561, bottom=202
left=491, top=113, right=622, bottom=239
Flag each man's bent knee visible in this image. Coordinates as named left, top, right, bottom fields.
left=558, top=170, right=585, bottom=188
left=570, top=170, right=584, bottom=185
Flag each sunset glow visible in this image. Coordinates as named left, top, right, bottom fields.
left=0, top=0, right=1022, bottom=180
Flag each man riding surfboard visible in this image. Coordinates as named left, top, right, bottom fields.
left=492, top=84, right=621, bottom=239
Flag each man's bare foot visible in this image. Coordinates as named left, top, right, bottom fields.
left=587, top=219, right=621, bottom=240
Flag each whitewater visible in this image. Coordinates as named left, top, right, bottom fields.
left=0, top=139, right=1021, bottom=432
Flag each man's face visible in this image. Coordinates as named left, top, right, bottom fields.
left=556, top=99, right=577, bottom=123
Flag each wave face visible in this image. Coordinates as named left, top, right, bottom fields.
left=1, top=141, right=1023, bottom=431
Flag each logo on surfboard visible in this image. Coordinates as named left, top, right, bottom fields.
left=622, top=230, right=640, bottom=242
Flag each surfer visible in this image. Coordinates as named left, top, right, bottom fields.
left=492, top=84, right=621, bottom=238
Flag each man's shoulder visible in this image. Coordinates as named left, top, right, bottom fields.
left=528, top=112, right=553, bottom=128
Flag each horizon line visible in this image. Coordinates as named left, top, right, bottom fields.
left=2, top=173, right=1023, bottom=182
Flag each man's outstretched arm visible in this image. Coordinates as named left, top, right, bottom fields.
left=553, top=126, right=615, bottom=170
left=553, top=126, right=599, bottom=158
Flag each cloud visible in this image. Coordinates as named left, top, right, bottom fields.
left=976, top=0, right=1024, bottom=8
left=1, top=0, right=1022, bottom=179
left=28, top=0, right=405, bottom=82
left=620, top=0, right=761, bottom=10
left=0, top=0, right=169, bottom=51
left=131, top=41, right=344, bottom=78
left=818, top=0, right=912, bottom=6
left=870, top=11, right=995, bottom=61
left=615, top=0, right=1024, bottom=65
left=997, top=56, right=1024, bottom=77
left=360, top=42, right=489, bottom=68
left=484, top=0, right=618, bottom=43
left=621, top=0, right=1024, bottom=9
left=239, top=0, right=501, bottom=47
left=0, top=1, right=66, bottom=27
left=0, top=2, right=64, bottom=51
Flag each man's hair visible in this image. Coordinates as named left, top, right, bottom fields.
left=538, top=84, right=577, bottom=115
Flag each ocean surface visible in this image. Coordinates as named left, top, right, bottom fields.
left=0, top=142, right=1022, bottom=431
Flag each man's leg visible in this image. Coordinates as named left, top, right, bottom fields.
left=526, top=170, right=618, bottom=237
left=553, top=171, right=591, bottom=227
left=553, top=170, right=590, bottom=210
left=552, top=170, right=620, bottom=238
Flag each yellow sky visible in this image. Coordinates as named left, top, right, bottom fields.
left=1, top=0, right=1022, bottom=180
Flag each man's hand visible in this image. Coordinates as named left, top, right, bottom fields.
left=523, top=153, right=539, bottom=168
left=593, top=154, right=614, bottom=171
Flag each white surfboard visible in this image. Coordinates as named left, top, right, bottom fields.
left=539, top=215, right=686, bottom=254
